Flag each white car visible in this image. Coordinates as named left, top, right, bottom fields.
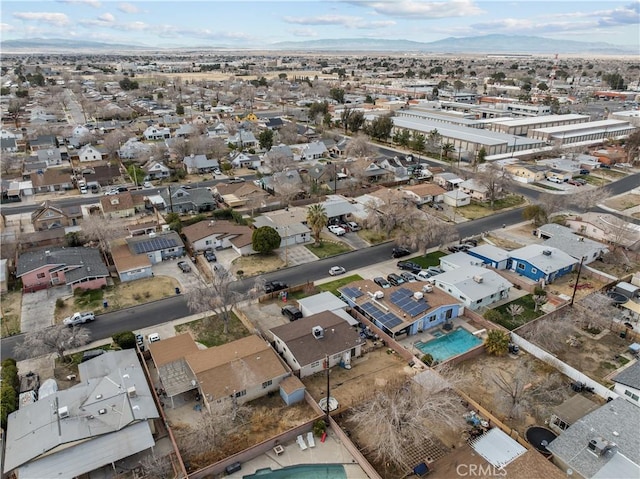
left=63, top=311, right=95, bottom=327
left=148, top=333, right=161, bottom=343
left=143, top=181, right=153, bottom=188
left=329, top=266, right=346, bottom=276
left=328, top=225, right=346, bottom=236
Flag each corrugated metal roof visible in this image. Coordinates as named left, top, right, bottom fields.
left=470, top=427, right=527, bottom=468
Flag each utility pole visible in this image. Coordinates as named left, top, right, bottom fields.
left=570, top=256, right=586, bottom=307
left=324, top=353, right=330, bottom=421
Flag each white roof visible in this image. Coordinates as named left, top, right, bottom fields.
left=432, top=266, right=513, bottom=302
left=491, top=113, right=589, bottom=128
left=469, top=244, right=511, bottom=262
left=470, top=427, right=527, bottom=468
left=297, top=291, right=348, bottom=315
left=510, top=244, right=577, bottom=272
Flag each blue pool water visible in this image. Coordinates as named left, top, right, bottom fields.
left=416, top=328, right=483, bottom=362
left=243, top=464, right=346, bottom=478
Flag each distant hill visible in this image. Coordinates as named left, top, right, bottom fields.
left=271, top=34, right=636, bottom=55
left=0, top=38, right=149, bottom=52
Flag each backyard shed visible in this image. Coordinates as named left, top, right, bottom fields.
left=279, top=375, right=305, bottom=406
left=615, top=282, right=640, bottom=300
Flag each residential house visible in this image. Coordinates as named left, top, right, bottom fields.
left=182, top=220, right=255, bottom=255
left=443, top=189, right=471, bottom=207
left=296, top=291, right=352, bottom=321
left=611, top=362, right=640, bottom=406
left=22, top=159, right=49, bottom=178
left=78, top=144, right=103, bottom=162
left=214, top=182, right=269, bottom=209
left=429, top=265, right=513, bottom=311
left=352, top=160, right=389, bottom=182
left=400, top=183, right=447, bottom=205
left=162, top=115, right=181, bottom=128
left=434, top=172, right=464, bottom=190
left=439, top=251, right=485, bottom=272
left=263, top=144, right=294, bottom=166
left=118, top=138, right=151, bottom=159
left=459, top=178, right=491, bottom=201
left=183, top=154, right=219, bottom=174
left=36, top=148, right=63, bottom=165
left=3, top=350, right=160, bottom=479
left=143, top=126, right=171, bottom=140
left=1, top=137, right=18, bottom=153
left=110, top=240, right=153, bottom=282
left=264, top=117, right=284, bottom=130
left=253, top=207, right=310, bottom=247
left=505, top=163, right=549, bottom=183
left=160, top=186, right=216, bottom=214
left=565, top=213, right=640, bottom=250
left=509, top=244, right=578, bottom=283
left=148, top=334, right=291, bottom=411
left=320, top=195, right=358, bottom=222
left=100, top=191, right=145, bottom=218
left=329, top=138, right=349, bottom=157
left=31, top=201, right=83, bottom=230
left=379, top=156, right=409, bottom=180
left=16, top=247, right=109, bottom=292
left=535, top=224, right=608, bottom=264
left=549, top=395, right=600, bottom=434
left=229, top=152, right=261, bottom=169
left=175, top=123, right=196, bottom=138
left=546, top=398, right=640, bottom=479
left=124, top=231, right=185, bottom=265
left=29, top=169, right=74, bottom=193
left=467, top=244, right=511, bottom=270
left=207, top=122, right=229, bottom=138
left=228, top=129, right=258, bottom=149
left=142, top=159, right=171, bottom=181
left=270, top=311, right=364, bottom=378
left=29, top=135, right=58, bottom=152
left=536, top=157, right=583, bottom=178
left=263, top=170, right=305, bottom=198
left=339, top=280, right=464, bottom=338
left=297, top=140, right=328, bottom=161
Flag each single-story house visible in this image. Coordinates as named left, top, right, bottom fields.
left=263, top=144, right=294, bottom=166
left=36, top=148, right=63, bottom=165
left=143, top=126, right=170, bottom=140
left=175, top=124, right=196, bottom=138
left=459, top=179, right=490, bottom=202
left=443, top=189, right=471, bottom=207
left=611, top=361, right=640, bottom=406
left=430, top=265, right=513, bottom=311
left=535, top=224, right=609, bottom=264
left=263, top=170, right=305, bottom=198
left=124, top=231, right=185, bottom=264
left=439, top=251, right=485, bottom=272
left=509, top=244, right=577, bottom=283
left=29, top=135, right=57, bottom=152
left=505, top=163, right=549, bottom=184
left=1, top=137, right=18, bottom=153
left=142, top=160, right=171, bottom=181
left=400, top=183, right=447, bottom=205
left=565, top=213, right=640, bottom=250
left=78, top=144, right=103, bottom=162
left=110, top=240, right=153, bottom=282
left=229, top=152, right=261, bottom=169
left=270, top=311, right=364, bottom=378
left=297, top=140, right=328, bottom=161
left=296, top=291, right=353, bottom=324
left=253, top=208, right=310, bottom=247
left=160, top=186, right=217, bottom=214
left=467, top=244, right=511, bottom=270
left=3, top=350, right=160, bottom=479
left=31, top=201, right=83, bottom=231
left=118, top=138, right=151, bottom=159
left=181, top=220, right=255, bottom=255
left=16, top=247, right=109, bottom=292
left=29, top=169, right=74, bottom=193
left=434, top=172, right=464, bottom=190
left=183, top=154, right=219, bottom=174
left=227, top=130, right=257, bottom=149
left=100, top=192, right=145, bottom=219
left=214, top=182, right=270, bottom=209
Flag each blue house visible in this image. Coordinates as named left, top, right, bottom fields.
left=339, top=280, right=463, bottom=338
left=508, top=244, right=577, bottom=283
left=467, top=244, right=511, bottom=270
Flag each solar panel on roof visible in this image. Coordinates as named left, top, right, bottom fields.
left=341, top=286, right=363, bottom=299
left=390, top=288, right=430, bottom=317
left=360, top=302, right=403, bottom=330
left=132, top=237, right=179, bottom=254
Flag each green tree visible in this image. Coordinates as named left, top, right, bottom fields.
left=393, top=129, right=411, bottom=147
left=347, top=110, right=365, bottom=133
left=112, top=331, right=136, bottom=349
left=252, top=226, right=281, bottom=254
left=308, top=101, right=329, bottom=121
left=476, top=147, right=487, bottom=165
left=484, top=329, right=509, bottom=356
left=367, top=114, right=393, bottom=142
left=441, top=142, right=455, bottom=160
left=537, top=82, right=549, bottom=91
left=258, top=129, right=274, bottom=150
left=522, top=205, right=547, bottom=226
left=329, top=88, right=345, bottom=104
left=410, top=131, right=425, bottom=153
left=176, top=104, right=185, bottom=115
left=306, top=203, right=328, bottom=246
left=126, top=164, right=145, bottom=186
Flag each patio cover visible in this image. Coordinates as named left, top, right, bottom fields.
left=469, top=427, right=527, bottom=468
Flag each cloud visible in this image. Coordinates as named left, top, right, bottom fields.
left=283, top=14, right=396, bottom=29
left=57, top=0, right=101, bottom=7
left=97, top=13, right=115, bottom=23
left=13, top=12, right=70, bottom=27
left=350, top=0, right=484, bottom=18
left=0, top=23, right=16, bottom=32
left=118, top=3, right=141, bottom=14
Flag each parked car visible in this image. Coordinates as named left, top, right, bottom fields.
left=63, top=311, right=96, bottom=327
left=546, top=176, right=563, bottom=184
left=347, top=221, right=361, bottom=231
left=426, top=266, right=444, bottom=276
left=81, top=349, right=105, bottom=362
left=600, top=164, right=611, bottom=169
left=228, top=176, right=245, bottom=184
left=567, top=179, right=583, bottom=186
left=374, top=277, right=391, bottom=289
left=328, top=225, right=346, bottom=236
left=213, top=168, right=222, bottom=175
left=135, top=333, right=145, bottom=350
left=400, top=272, right=418, bottom=282
left=397, top=261, right=421, bottom=272
left=204, top=249, right=217, bottom=262
left=264, top=281, right=288, bottom=293
left=143, top=181, right=153, bottom=188
left=281, top=305, right=303, bottom=321
left=416, top=270, right=434, bottom=281
left=579, top=169, right=590, bottom=175
left=148, top=333, right=161, bottom=343
left=177, top=261, right=191, bottom=273
left=391, top=247, right=411, bottom=258
left=387, top=273, right=405, bottom=286
left=329, top=266, right=346, bottom=276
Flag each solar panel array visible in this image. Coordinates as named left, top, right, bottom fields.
left=360, top=302, right=403, bottom=330
left=390, top=288, right=430, bottom=317
left=132, top=237, right=179, bottom=254
left=341, top=286, right=363, bottom=299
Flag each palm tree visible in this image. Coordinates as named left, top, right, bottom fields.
left=485, top=329, right=509, bottom=356
left=441, top=142, right=455, bottom=160
left=306, top=203, right=328, bottom=246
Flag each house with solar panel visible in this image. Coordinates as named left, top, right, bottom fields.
left=338, top=280, right=464, bottom=338
left=124, top=231, right=185, bottom=264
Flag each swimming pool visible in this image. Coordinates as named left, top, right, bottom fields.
left=415, top=328, right=483, bottom=362
left=243, top=464, right=346, bottom=478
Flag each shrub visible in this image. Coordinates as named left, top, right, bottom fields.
left=485, top=330, right=510, bottom=356
left=112, top=331, right=136, bottom=349
left=56, top=298, right=65, bottom=309
left=421, top=353, right=435, bottom=366
left=313, top=419, right=327, bottom=437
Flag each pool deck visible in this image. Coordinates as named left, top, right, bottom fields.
left=396, top=317, right=485, bottom=359
left=226, top=429, right=370, bottom=479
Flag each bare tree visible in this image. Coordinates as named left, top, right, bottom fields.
left=397, top=212, right=458, bottom=254
left=102, top=129, right=130, bottom=160
left=532, top=294, right=547, bottom=312
left=139, top=454, right=174, bottom=479
left=364, top=189, right=408, bottom=238
left=572, top=292, right=615, bottom=331
left=344, top=133, right=375, bottom=159
left=81, top=215, right=122, bottom=265
left=277, top=120, right=299, bottom=145
left=604, top=215, right=639, bottom=251
left=348, top=367, right=466, bottom=472
left=570, top=186, right=611, bottom=211
left=476, top=163, right=513, bottom=208
left=265, top=150, right=294, bottom=174
left=15, top=325, right=91, bottom=362
left=538, top=192, right=568, bottom=221
left=490, top=362, right=534, bottom=420
left=170, top=137, right=191, bottom=160
left=521, top=316, right=575, bottom=354
left=1, top=155, right=21, bottom=175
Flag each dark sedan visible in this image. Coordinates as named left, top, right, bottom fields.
left=397, top=261, right=421, bottom=272
left=264, top=281, right=288, bottom=293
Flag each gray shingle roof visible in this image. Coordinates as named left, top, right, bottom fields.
left=16, top=247, right=108, bottom=281
left=612, top=361, right=640, bottom=390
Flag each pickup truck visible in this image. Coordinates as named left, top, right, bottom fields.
left=63, top=311, right=96, bottom=327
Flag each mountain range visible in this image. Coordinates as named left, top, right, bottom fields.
left=1, top=34, right=635, bottom=55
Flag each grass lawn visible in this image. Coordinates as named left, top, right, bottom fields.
left=357, top=229, right=388, bottom=245
left=535, top=182, right=563, bottom=191
left=304, top=240, right=352, bottom=258
left=175, top=312, right=249, bottom=347
left=1, top=291, right=22, bottom=337
left=317, top=274, right=363, bottom=296
left=491, top=294, right=544, bottom=330
left=410, top=251, right=447, bottom=268
left=457, top=195, right=526, bottom=220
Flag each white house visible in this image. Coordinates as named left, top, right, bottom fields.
left=181, top=220, right=255, bottom=256
left=230, top=152, right=261, bottom=169
left=118, top=138, right=151, bottom=159
left=298, top=140, right=328, bottom=160
left=459, top=179, right=490, bottom=201
left=400, top=183, right=447, bottom=205
left=430, top=265, right=512, bottom=311
left=78, top=144, right=103, bottom=162
left=443, top=189, right=471, bottom=207
left=228, top=129, right=257, bottom=149
left=611, top=362, right=640, bottom=407
left=142, top=160, right=171, bottom=180
left=143, top=126, right=171, bottom=141
left=439, top=252, right=485, bottom=272
left=183, top=154, right=219, bottom=174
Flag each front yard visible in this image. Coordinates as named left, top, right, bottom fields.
left=457, top=195, right=527, bottom=220
left=175, top=312, right=249, bottom=347
left=231, top=254, right=285, bottom=277
left=316, top=274, right=364, bottom=297
left=409, top=250, right=447, bottom=268
left=305, top=240, right=352, bottom=258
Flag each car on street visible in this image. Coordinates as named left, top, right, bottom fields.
left=546, top=176, right=563, bottom=184
left=567, top=179, right=584, bottom=186
left=599, top=164, right=611, bottom=169
left=387, top=273, right=405, bottom=286
left=281, top=305, right=303, bottom=321
left=391, top=247, right=411, bottom=258
left=203, top=249, right=217, bottom=262
left=397, top=261, right=421, bottom=272
left=329, top=266, right=346, bottom=276
left=328, top=225, right=346, bottom=236
left=177, top=261, right=192, bottom=273
left=373, top=277, right=391, bottom=288
left=63, top=311, right=96, bottom=327
left=228, top=176, right=245, bottom=184
left=143, top=181, right=153, bottom=188
left=264, top=281, right=288, bottom=293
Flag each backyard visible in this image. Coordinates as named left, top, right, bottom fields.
left=490, top=295, right=545, bottom=330
left=1, top=291, right=22, bottom=337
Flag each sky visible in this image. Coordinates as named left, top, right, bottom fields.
left=1, top=0, right=639, bottom=48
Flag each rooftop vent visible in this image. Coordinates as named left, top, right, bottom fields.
left=95, top=394, right=102, bottom=399
left=98, top=408, right=107, bottom=415
left=312, top=326, right=324, bottom=340
left=372, top=290, right=384, bottom=300
left=58, top=406, right=69, bottom=419
left=472, top=275, right=484, bottom=283
left=542, top=250, right=552, bottom=256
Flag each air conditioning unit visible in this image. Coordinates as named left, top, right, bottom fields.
left=372, top=290, right=384, bottom=300
left=472, top=275, right=484, bottom=283
left=413, top=291, right=424, bottom=300
left=312, top=326, right=324, bottom=339
left=542, top=250, right=552, bottom=256
left=58, top=406, right=69, bottom=419
left=127, top=386, right=137, bottom=398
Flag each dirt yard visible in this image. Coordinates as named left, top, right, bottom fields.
left=1, top=291, right=22, bottom=337
left=303, top=343, right=415, bottom=410
left=603, top=193, right=640, bottom=211
left=231, top=254, right=285, bottom=277
left=54, top=276, right=180, bottom=322
left=545, top=270, right=608, bottom=302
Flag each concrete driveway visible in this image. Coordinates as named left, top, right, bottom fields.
left=276, top=244, right=318, bottom=266
left=152, top=257, right=204, bottom=291
left=21, top=287, right=71, bottom=333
